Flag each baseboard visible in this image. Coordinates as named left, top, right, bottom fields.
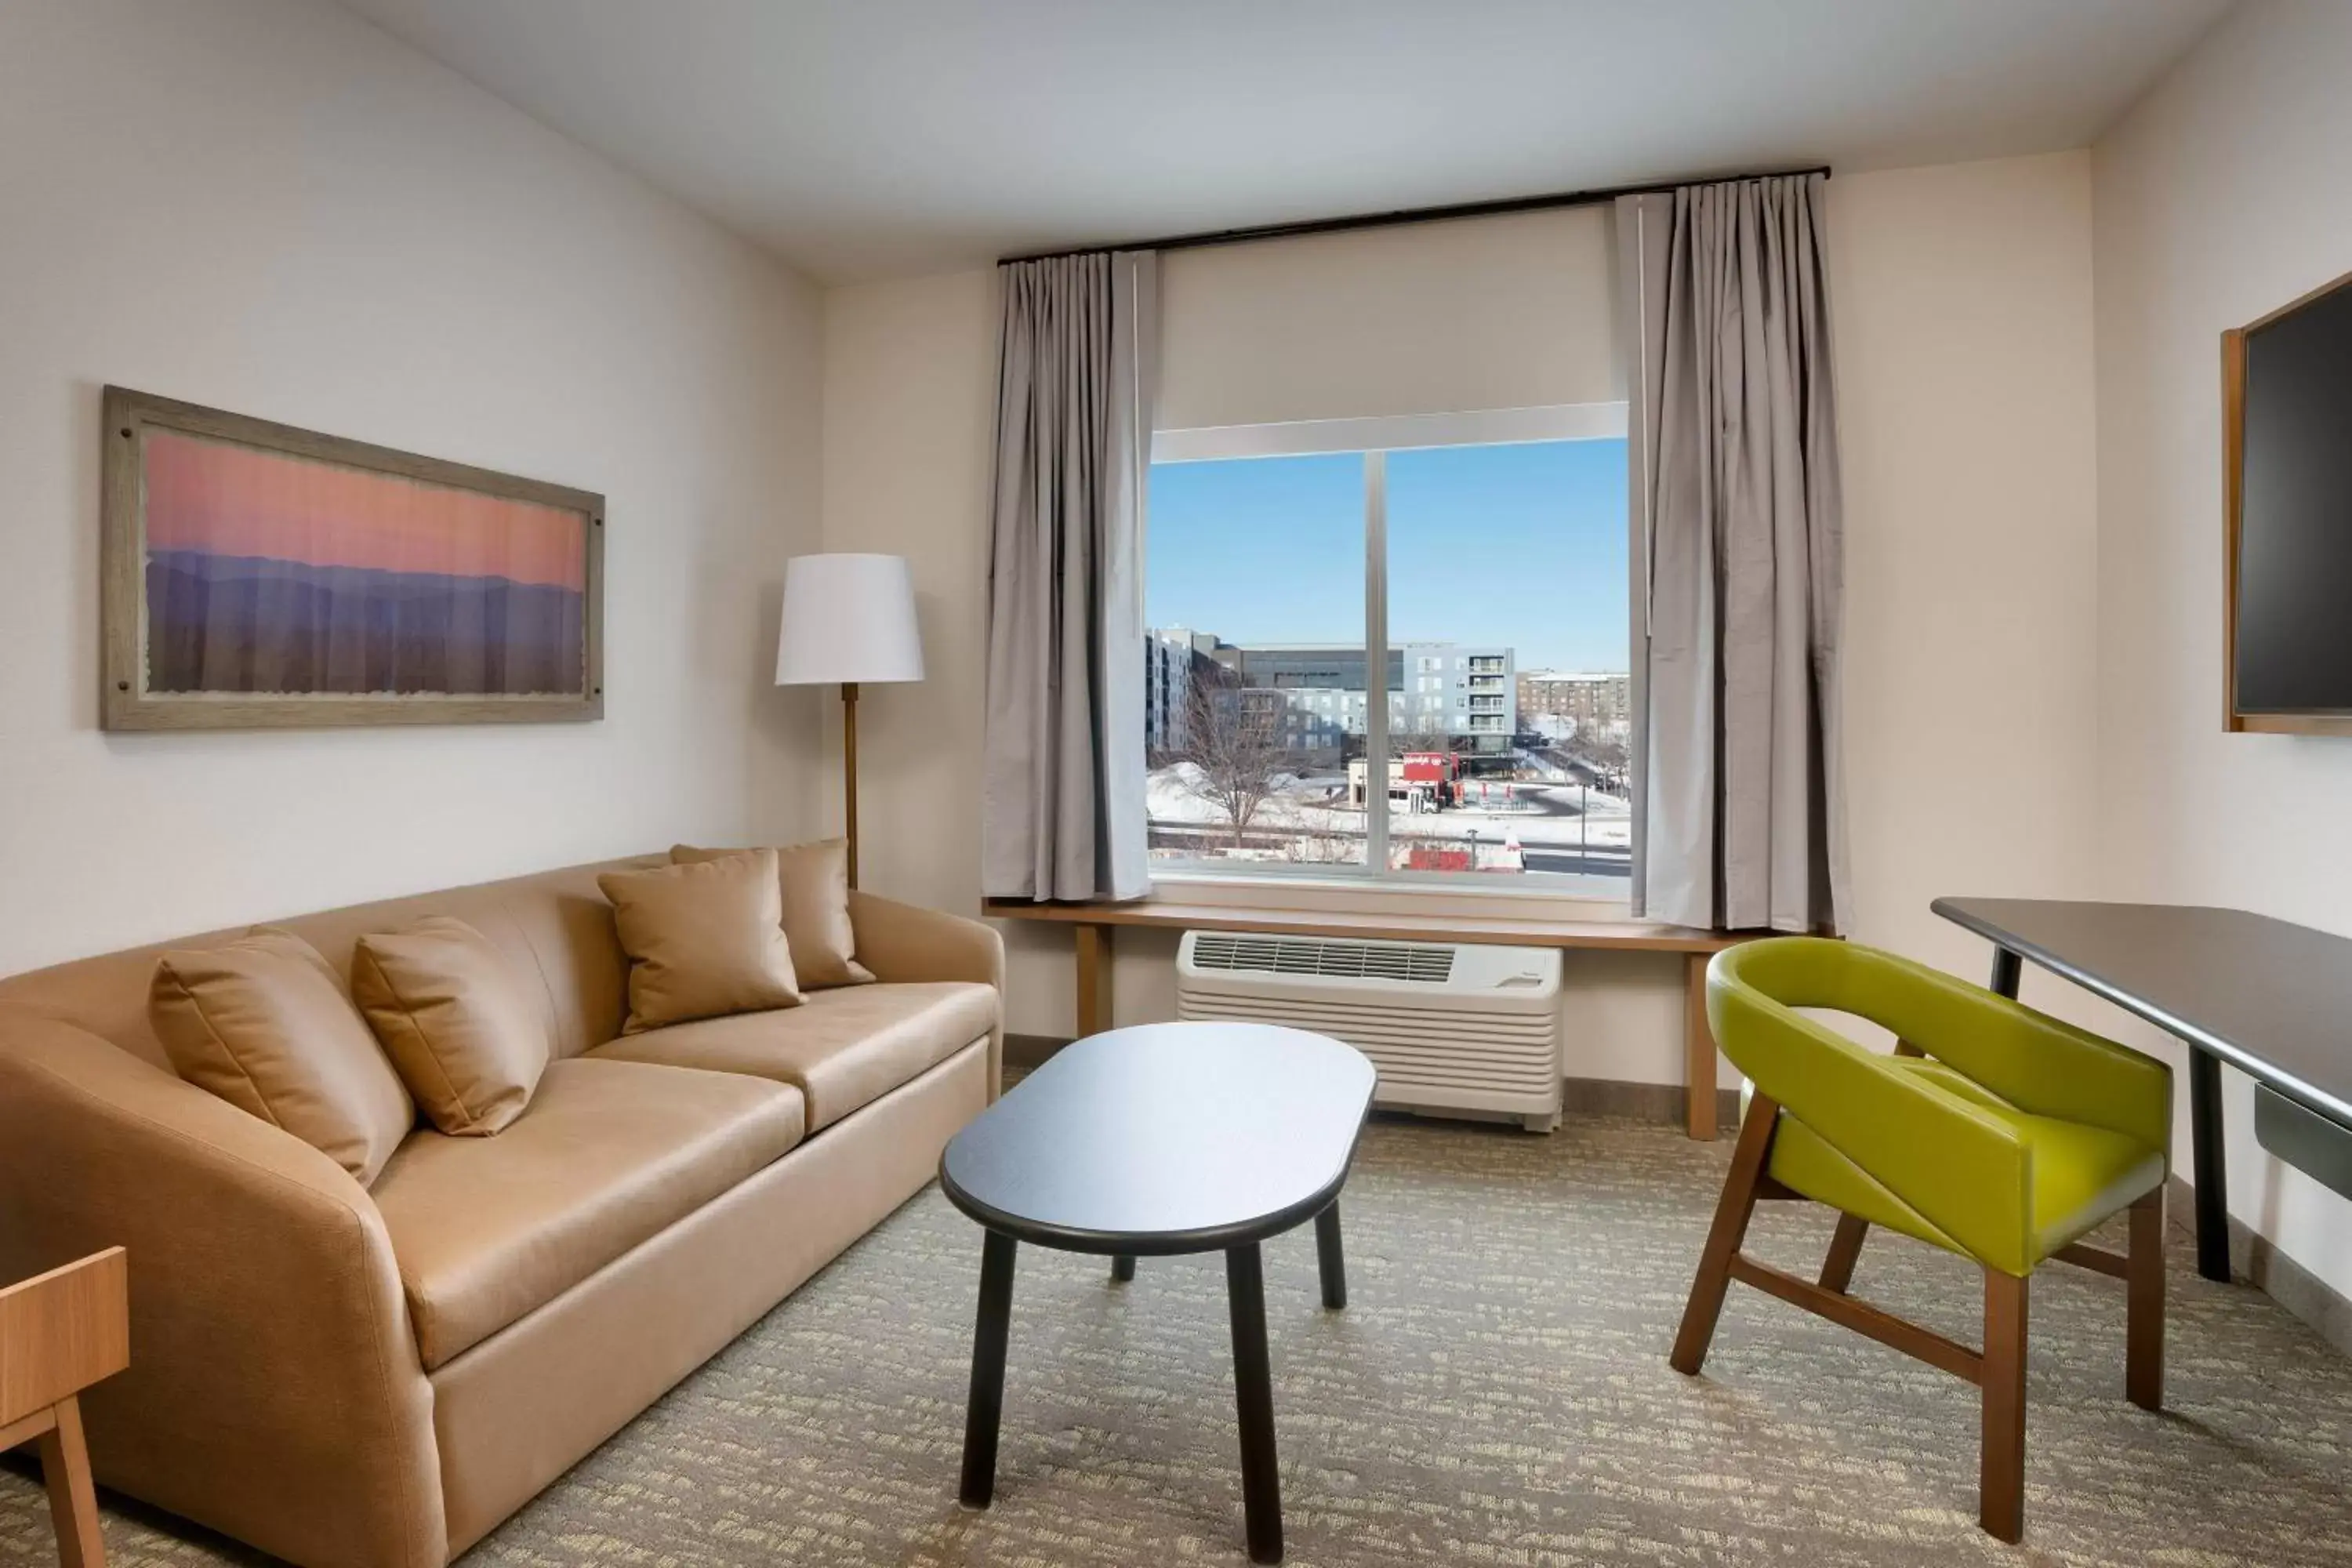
left=1007, top=1035, right=1737, bottom=1131
left=2168, top=1174, right=2352, bottom=1358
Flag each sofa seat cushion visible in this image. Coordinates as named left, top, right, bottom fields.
left=588, top=982, right=996, bottom=1132
left=372, top=1057, right=805, bottom=1368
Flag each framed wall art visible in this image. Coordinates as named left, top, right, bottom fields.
left=101, top=386, right=604, bottom=730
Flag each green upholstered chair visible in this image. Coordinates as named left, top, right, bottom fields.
left=1671, top=937, right=2172, bottom=1541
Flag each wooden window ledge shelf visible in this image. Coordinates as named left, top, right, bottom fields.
left=982, top=898, right=1767, bottom=1139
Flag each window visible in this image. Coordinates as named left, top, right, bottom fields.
left=1145, top=407, right=1631, bottom=891
left=1144, top=452, right=1368, bottom=869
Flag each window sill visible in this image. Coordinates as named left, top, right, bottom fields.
left=1145, top=868, right=1635, bottom=925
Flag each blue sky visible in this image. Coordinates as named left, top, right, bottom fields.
left=1145, top=437, right=1629, bottom=673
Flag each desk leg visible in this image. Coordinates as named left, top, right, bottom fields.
left=1989, top=946, right=2022, bottom=999
left=959, top=1231, right=1018, bottom=1508
left=1075, top=924, right=1113, bottom=1040
left=1685, top=952, right=1718, bottom=1141
left=2189, top=1051, right=2232, bottom=1283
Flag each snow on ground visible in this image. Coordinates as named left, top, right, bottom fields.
left=1146, top=760, right=1316, bottom=826
left=1146, top=762, right=1631, bottom=851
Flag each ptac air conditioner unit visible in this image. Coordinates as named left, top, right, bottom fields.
left=1176, top=931, right=1565, bottom=1132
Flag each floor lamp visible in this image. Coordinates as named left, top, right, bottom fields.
left=775, top=553, right=924, bottom=889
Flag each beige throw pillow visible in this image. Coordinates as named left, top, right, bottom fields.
left=670, top=839, right=873, bottom=989
left=600, top=848, right=802, bottom=1033
left=351, top=916, right=551, bottom=1136
left=150, top=927, right=415, bottom=1185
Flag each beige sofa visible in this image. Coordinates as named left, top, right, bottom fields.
left=0, top=855, right=1003, bottom=1568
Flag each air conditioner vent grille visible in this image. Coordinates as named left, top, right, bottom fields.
left=1188, top=932, right=1454, bottom=985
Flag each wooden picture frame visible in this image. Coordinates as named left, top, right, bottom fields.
left=101, top=387, right=604, bottom=731
left=2222, top=267, right=2352, bottom=737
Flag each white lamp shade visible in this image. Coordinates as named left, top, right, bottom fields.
left=775, top=553, right=925, bottom=686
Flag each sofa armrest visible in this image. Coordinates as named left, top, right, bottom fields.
left=848, top=891, right=1004, bottom=990
left=0, top=1014, right=445, bottom=1568
left=848, top=891, right=1005, bottom=1098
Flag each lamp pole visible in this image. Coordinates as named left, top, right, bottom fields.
left=842, top=681, right=861, bottom=889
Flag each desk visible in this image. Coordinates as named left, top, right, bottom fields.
left=1934, top=898, right=2352, bottom=1283
left=984, top=898, right=1756, bottom=1139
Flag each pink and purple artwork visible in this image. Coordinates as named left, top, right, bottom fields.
left=141, top=430, right=588, bottom=698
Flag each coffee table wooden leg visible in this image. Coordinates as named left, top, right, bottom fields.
left=1110, top=1254, right=1136, bottom=1283
left=959, top=1230, right=1018, bottom=1509
left=1314, top=1202, right=1346, bottom=1310
left=1225, top=1242, right=1283, bottom=1564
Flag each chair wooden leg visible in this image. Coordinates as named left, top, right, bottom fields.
left=1819, top=1213, right=1870, bottom=1294
left=2126, top=1187, right=2165, bottom=1412
left=1671, top=1092, right=1780, bottom=1375
left=38, top=1397, right=105, bottom=1568
left=1980, top=1270, right=2029, bottom=1543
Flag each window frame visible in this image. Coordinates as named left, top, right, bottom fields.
left=1145, top=401, right=1636, bottom=902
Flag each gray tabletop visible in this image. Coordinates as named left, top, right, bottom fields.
left=1933, top=896, right=2352, bottom=1126
left=940, top=1022, right=1377, bottom=1254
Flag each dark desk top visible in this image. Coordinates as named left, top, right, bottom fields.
left=1933, top=897, right=2352, bottom=1127
left=939, top=1022, right=1376, bottom=1254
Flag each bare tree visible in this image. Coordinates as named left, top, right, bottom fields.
left=1570, top=729, right=1630, bottom=789
left=1178, top=681, right=1288, bottom=847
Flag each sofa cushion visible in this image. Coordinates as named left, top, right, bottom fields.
left=588, top=982, right=996, bottom=1131
left=150, top=927, right=416, bottom=1186
left=371, top=1056, right=804, bottom=1368
left=352, top=916, right=551, bottom=1136
left=599, top=850, right=803, bottom=1033
left=672, top=840, right=875, bottom=989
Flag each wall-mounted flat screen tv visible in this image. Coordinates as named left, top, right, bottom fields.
left=2227, top=268, right=2352, bottom=734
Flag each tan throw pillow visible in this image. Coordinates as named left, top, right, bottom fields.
left=600, top=848, right=801, bottom=1033
left=351, top=916, right=551, bottom=1136
left=150, top=927, right=415, bottom=1185
left=671, top=839, right=874, bottom=989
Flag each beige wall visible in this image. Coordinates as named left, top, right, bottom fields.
left=1831, top=152, right=2103, bottom=983
left=822, top=157, right=2106, bottom=1083
left=1159, top=205, right=1620, bottom=429
left=2092, top=0, right=2352, bottom=1300
left=817, top=270, right=999, bottom=915
left=0, top=0, right=826, bottom=975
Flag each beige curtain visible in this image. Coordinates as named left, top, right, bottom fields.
left=980, top=251, right=1158, bottom=902
left=1617, top=175, right=1846, bottom=933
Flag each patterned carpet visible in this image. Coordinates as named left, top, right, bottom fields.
left=6, top=1112, right=2351, bottom=1567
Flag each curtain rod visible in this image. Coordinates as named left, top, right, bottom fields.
left=999, top=164, right=1830, bottom=266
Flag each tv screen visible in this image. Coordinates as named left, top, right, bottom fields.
left=2232, top=271, right=2352, bottom=720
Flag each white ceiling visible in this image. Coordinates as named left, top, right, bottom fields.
left=333, top=0, right=2234, bottom=283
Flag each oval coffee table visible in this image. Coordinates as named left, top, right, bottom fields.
left=940, top=1021, right=1376, bottom=1564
